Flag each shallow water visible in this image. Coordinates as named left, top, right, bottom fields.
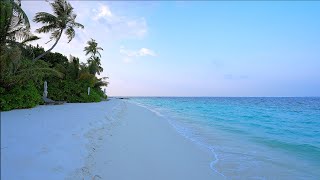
left=128, top=97, right=320, bottom=179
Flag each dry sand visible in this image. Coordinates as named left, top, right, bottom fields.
left=1, top=99, right=223, bottom=180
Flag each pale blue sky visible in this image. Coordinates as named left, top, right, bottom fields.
left=23, top=1, right=320, bottom=97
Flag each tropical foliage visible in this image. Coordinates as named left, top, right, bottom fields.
left=32, top=0, right=84, bottom=62
left=0, top=0, right=108, bottom=111
left=84, top=38, right=104, bottom=75
left=0, top=0, right=39, bottom=47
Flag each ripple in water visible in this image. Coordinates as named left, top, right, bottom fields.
left=128, top=97, right=320, bottom=179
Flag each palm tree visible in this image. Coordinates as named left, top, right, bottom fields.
left=32, top=0, right=84, bottom=62
left=94, top=76, right=108, bottom=88
left=0, top=43, right=63, bottom=89
left=68, top=55, right=80, bottom=79
left=84, top=38, right=103, bottom=75
left=0, top=0, right=39, bottom=47
left=0, top=0, right=58, bottom=89
left=84, top=38, right=103, bottom=58
left=88, top=56, right=103, bottom=75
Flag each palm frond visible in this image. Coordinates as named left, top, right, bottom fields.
left=10, top=0, right=30, bottom=28
left=4, top=67, right=64, bottom=87
left=1, top=0, right=33, bottom=46
left=32, top=0, right=84, bottom=62
left=49, top=29, right=62, bottom=41
left=36, top=25, right=58, bottom=34
left=17, top=67, right=64, bottom=78
left=33, top=12, right=58, bottom=24
left=50, top=0, right=66, bottom=17
left=94, top=77, right=109, bottom=88
left=65, top=26, right=75, bottom=42
left=71, top=21, right=84, bottom=29
left=84, top=38, right=103, bottom=58
left=21, top=35, right=40, bottom=44
left=96, top=51, right=101, bottom=57
left=65, top=4, right=74, bottom=16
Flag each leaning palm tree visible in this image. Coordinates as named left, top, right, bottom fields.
left=84, top=38, right=103, bottom=58
left=32, top=0, right=84, bottom=62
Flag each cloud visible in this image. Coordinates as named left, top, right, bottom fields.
left=139, top=48, right=156, bottom=56
left=96, top=5, right=112, bottom=19
left=21, top=1, right=150, bottom=61
left=20, top=0, right=154, bottom=87
left=93, top=4, right=148, bottom=39
left=120, top=47, right=156, bottom=57
left=120, top=46, right=157, bottom=63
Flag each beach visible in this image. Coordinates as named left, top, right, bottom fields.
left=1, top=99, right=221, bottom=180
left=2, top=0, right=319, bottom=179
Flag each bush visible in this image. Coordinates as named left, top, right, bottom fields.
left=0, top=79, right=105, bottom=111
left=22, top=45, right=69, bottom=68
left=0, top=82, right=42, bottom=111
left=47, top=79, right=103, bottom=103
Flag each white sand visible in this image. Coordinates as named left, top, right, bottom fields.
left=1, top=99, right=222, bottom=180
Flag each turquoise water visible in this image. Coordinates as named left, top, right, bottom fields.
left=128, top=97, right=320, bottom=179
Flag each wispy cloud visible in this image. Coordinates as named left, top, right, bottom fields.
left=21, top=1, right=150, bottom=64
left=93, top=4, right=148, bottom=39
left=120, top=46, right=157, bottom=63
left=120, top=47, right=156, bottom=57
left=94, top=5, right=113, bottom=19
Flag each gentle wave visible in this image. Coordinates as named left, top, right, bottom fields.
left=127, top=100, right=226, bottom=178
left=127, top=97, right=320, bottom=179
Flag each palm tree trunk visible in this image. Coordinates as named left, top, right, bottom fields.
left=32, top=29, right=63, bottom=62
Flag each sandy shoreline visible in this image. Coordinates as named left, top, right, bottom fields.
left=1, top=99, right=222, bottom=180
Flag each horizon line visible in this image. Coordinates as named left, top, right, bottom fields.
left=109, top=96, right=320, bottom=98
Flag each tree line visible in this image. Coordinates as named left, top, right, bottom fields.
left=0, top=0, right=108, bottom=111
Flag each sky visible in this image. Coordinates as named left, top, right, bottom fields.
left=22, top=1, right=320, bottom=97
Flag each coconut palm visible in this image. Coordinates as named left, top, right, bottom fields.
left=94, top=76, right=108, bottom=88
left=84, top=38, right=103, bottom=75
left=32, top=0, right=84, bottom=62
left=0, top=44, right=63, bottom=89
left=0, top=0, right=60, bottom=89
left=84, top=38, right=103, bottom=58
left=68, top=55, right=80, bottom=79
left=0, top=0, right=39, bottom=47
left=88, top=56, right=103, bottom=75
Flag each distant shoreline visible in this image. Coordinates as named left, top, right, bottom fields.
left=111, top=96, right=320, bottom=98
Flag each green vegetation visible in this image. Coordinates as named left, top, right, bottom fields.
left=0, top=0, right=108, bottom=111
left=0, top=82, right=42, bottom=111
left=32, top=0, right=84, bottom=62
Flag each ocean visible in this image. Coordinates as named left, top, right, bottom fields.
left=128, top=97, right=320, bottom=179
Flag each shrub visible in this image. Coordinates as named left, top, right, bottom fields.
left=0, top=82, right=42, bottom=111
left=46, top=79, right=103, bottom=103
